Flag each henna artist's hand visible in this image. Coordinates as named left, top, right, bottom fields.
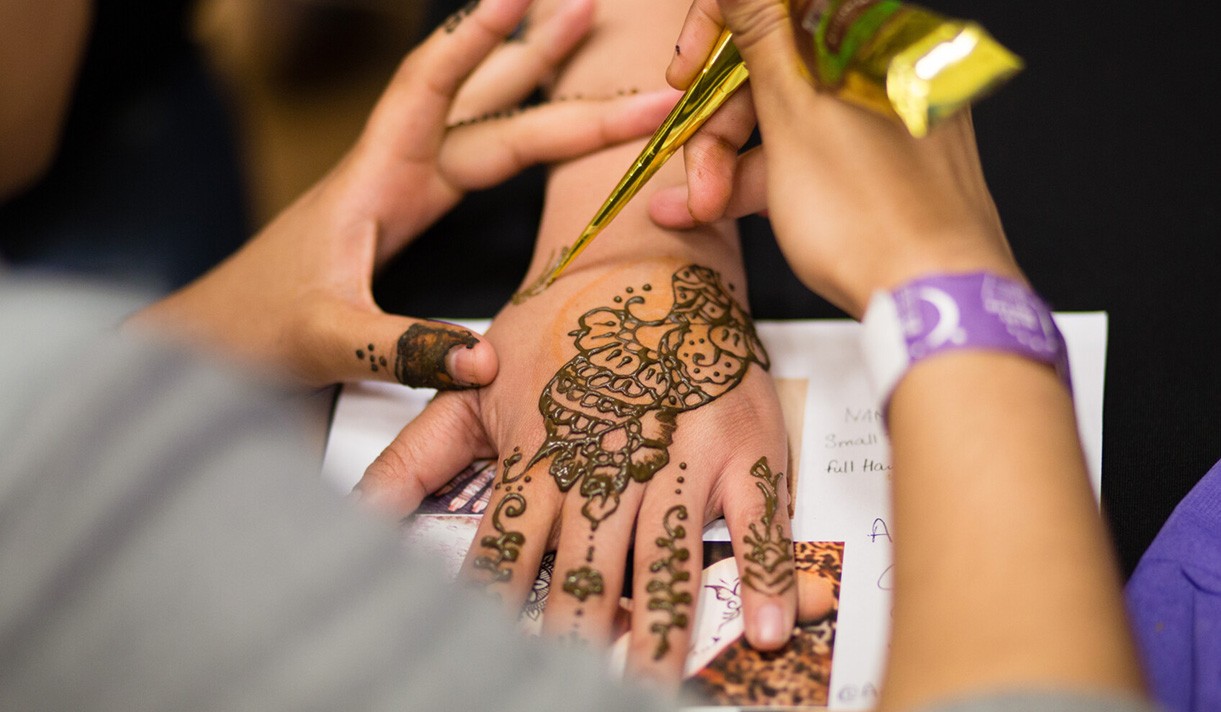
left=652, top=0, right=1023, bottom=318
left=127, top=0, right=680, bottom=388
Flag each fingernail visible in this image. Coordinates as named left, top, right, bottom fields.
left=395, top=323, right=480, bottom=390
left=754, top=602, right=787, bottom=648
left=444, top=341, right=481, bottom=388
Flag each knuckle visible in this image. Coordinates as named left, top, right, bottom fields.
left=724, top=0, right=791, bottom=52
left=367, top=445, right=428, bottom=507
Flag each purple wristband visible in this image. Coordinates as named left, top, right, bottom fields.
left=860, top=272, right=1072, bottom=413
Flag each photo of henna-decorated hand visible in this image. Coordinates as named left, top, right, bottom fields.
left=128, top=0, right=679, bottom=388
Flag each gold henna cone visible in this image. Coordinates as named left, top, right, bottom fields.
left=514, top=30, right=747, bottom=300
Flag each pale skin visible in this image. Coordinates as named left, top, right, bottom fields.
left=355, top=0, right=799, bottom=689
left=127, top=0, right=681, bottom=389
left=660, top=0, right=1147, bottom=709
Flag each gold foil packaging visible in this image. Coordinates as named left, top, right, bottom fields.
left=520, top=0, right=1021, bottom=295
left=793, top=0, right=1023, bottom=136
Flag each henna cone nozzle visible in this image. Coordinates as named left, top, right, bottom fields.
left=536, top=29, right=747, bottom=289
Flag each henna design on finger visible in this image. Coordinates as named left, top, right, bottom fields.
left=522, top=265, right=769, bottom=530
left=442, top=0, right=479, bottom=33
left=741, top=457, right=795, bottom=595
left=647, top=504, right=693, bottom=659
left=395, top=323, right=478, bottom=390
left=447, top=88, right=641, bottom=130
left=496, top=447, right=525, bottom=486
left=473, top=492, right=526, bottom=583
left=561, top=565, right=605, bottom=602
left=355, top=343, right=389, bottom=374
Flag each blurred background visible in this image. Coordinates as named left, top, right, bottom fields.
left=0, top=0, right=1216, bottom=580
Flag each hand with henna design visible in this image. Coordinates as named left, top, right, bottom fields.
left=354, top=1, right=797, bottom=690
left=651, top=0, right=1021, bottom=318
left=127, top=0, right=680, bottom=388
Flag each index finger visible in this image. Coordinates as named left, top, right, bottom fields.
left=366, top=0, right=536, bottom=158
left=667, top=0, right=727, bottom=89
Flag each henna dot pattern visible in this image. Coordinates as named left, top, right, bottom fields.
left=356, top=343, right=384, bottom=374
left=741, top=457, right=795, bottom=594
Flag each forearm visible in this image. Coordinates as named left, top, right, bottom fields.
left=518, top=0, right=744, bottom=295
left=881, top=353, right=1145, bottom=710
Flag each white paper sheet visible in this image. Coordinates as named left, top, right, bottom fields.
left=321, top=314, right=1107, bottom=710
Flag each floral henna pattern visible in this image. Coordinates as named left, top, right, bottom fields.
left=562, top=566, right=605, bottom=602
left=741, top=457, right=795, bottom=594
left=524, top=265, right=769, bottom=529
left=647, top=504, right=693, bottom=659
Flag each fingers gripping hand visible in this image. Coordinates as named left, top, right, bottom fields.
left=130, top=0, right=680, bottom=388
left=357, top=262, right=796, bottom=688
left=646, top=0, right=769, bottom=228
left=354, top=0, right=680, bottom=260
left=445, top=0, right=594, bottom=122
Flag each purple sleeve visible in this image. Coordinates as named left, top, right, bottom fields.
left=1125, top=458, right=1221, bottom=712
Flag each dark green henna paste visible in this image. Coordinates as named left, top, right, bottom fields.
left=473, top=493, right=526, bottom=583
left=741, top=457, right=795, bottom=595
left=561, top=565, right=604, bottom=602
left=647, top=505, right=693, bottom=659
left=500, top=448, right=524, bottom=484
left=511, top=245, right=571, bottom=305
left=524, top=265, right=769, bottom=529
left=394, top=324, right=478, bottom=390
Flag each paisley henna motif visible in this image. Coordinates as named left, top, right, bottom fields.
left=526, top=265, right=769, bottom=529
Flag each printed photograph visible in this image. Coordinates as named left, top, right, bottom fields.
left=681, top=540, right=844, bottom=708
left=405, top=456, right=844, bottom=707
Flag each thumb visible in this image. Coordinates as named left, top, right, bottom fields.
left=299, top=303, right=498, bottom=389
left=649, top=144, right=769, bottom=228
left=355, top=390, right=493, bottom=516
left=718, top=0, right=808, bottom=109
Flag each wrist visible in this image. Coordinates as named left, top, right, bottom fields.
left=836, top=236, right=1023, bottom=318
left=523, top=148, right=743, bottom=297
